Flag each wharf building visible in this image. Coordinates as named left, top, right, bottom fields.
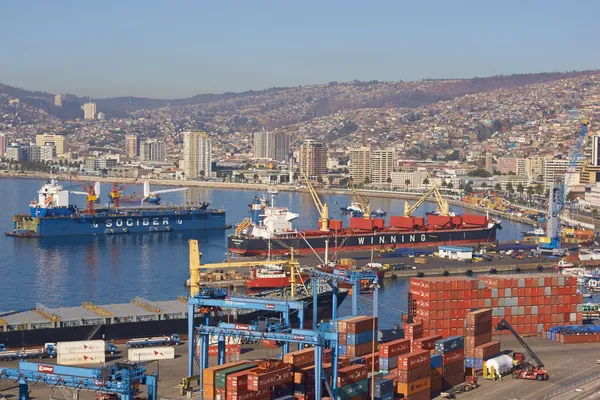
left=299, top=139, right=327, bottom=178
left=35, top=134, right=67, bottom=156
left=183, top=131, right=212, bottom=179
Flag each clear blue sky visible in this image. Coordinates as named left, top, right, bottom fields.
left=2, top=0, right=599, bottom=99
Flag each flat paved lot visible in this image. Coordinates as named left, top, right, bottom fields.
left=1, top=337, right=598, bottom=400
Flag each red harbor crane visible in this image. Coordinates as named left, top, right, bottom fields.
left=70, top=173, right=97, bottom=214
left=108, top=181, right=136, bottom=209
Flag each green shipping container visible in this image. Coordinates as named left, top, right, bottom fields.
left=214, top=363, right=256, bottom=388
left=339, top=379, right=368, bottom=400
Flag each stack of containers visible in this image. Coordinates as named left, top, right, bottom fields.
left=396, top=350, right=431, bottom=400
left=429, top=354, right=443, bottom=398
left=372, top=377, right=395, bottom=400
left=410, top=275, right=583, bottom=336
left=435, top=336, right=465, bottom=390
left=214, top=363, right=257, bottom=400
left=412, top=335, right=442, bottom=352
left=246, top=363, right=292, bottom=398
left=545, top=325, right=600, bottom=343
left=284, top=348, right=318, bottom=400
left=337, top=364, right=368, bottom=400
left=404, top=321, right=424, bottom=341
left=338, top=316, right=378, bottom=357
left=465, top=309, right=499, bottom=371
left=203, top=361, right=246, bottom=400
left=378, top=338, right=411, bottom=373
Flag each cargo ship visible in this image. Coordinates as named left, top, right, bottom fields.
left=229, top=176, right=501, bottom=256
left=0, top=288, right=348, bottom=348
left=5, top=179, right=227, bottom=237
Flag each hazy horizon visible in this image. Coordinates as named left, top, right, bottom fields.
left=2, top=0, right=599, bottom=98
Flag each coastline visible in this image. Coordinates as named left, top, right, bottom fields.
left=0, top=171, right=534, bottom=226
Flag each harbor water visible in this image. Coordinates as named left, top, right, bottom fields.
left=0, top=179, right=533, bottom=327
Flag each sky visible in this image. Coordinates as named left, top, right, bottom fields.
left=1, top=0, right=599, bottom=99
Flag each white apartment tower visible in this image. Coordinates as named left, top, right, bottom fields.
left=183, top=131, right=212, bottom=179
left=82, top=102, right=97, bottom=120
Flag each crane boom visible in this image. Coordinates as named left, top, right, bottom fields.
left=348, top=181, right=371, bottom=218
left=404, top=187, right=435, bottom=216
left=495, top=318, right=544, bottom=368
left=303, top=174, right=329, bottom=231
left=403, top=170, right=449, bottom=216
left=561, top=120, right=589, bottom=213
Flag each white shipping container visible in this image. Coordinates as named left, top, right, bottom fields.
left=58, top=351, right=106, bottom=365
left=57, top=340, right=105, bottom=355
left=128, top=346, right=175, bottom=362
left=208, top=335, right=242, bottom=345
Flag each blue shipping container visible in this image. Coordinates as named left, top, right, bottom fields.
left=430, top=353, right=443, bottom=369
left=347, top=330, right=374, bottom=345
left=339, top=379, right=368, bottom=400
left=465, top=357, right=483, bottom=370
left=379, top=356, right=398, bottom=370
left=338, top=344, right=347, bottom=356
left=375, top=394, right=394, bottom=400
left=373, top=378, right=394, bottom=398
left=435, top=336, right=465, bottom=353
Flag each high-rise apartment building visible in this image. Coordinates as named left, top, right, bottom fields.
left=140, top=139, right=166, bottom=162
left=54, top=94, right=63, bottom=107
left=40, top=145, right=56, bottom=161
left=273, top=133, right=291, bottom=162
left=5, top=146, right=25, bottom=162
left=526, top=156, right=551, bottom=179
left=0, top=133, right=6, bottom=157
left=82, top=102, right=97, bottom=120
left=253, top=129, right=273, bottom=159
left=349, top=147, right=372, bottom=184
left=299, top=139, right=327, bottom=178
left=592, top=135, right=600, bottom=167
left=125, top=135, right=140, bottom=157
left=371, top=149, right=395, bottom=184
left=543, top=159, right=584, bottom=186
left=485, top=151, right=493, bottom=173
left=183, top=131, right=212, bottom=179
left=35, top=134, right=67, bottom=156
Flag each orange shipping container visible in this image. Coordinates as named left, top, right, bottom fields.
left=397, top=376, right=431, bottom=396
left=283, top=348, right=314, bottom=367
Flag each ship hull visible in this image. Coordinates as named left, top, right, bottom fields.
left=0, top=291, right=346, bottom=347
left=228, top=226, right=500, bottom=256
left=7, top=208, right=227, bottom=237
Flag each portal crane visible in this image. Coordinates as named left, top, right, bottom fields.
left=403, top=170, right=449, bottom=216
left=495, top=318, right=549, bottom=381
left=348, top=181, right=371, bottom=218
left=303, top=174, right=329, bottom=231
left=108, top=181, right=136, bottom=209
left=69, top=173, right=97, bottom=214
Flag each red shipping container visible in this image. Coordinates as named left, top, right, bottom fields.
left=412, top=335, right=442, bottom=351
left=226, top=388, right=270, bottom=400
left=442, top=371, right=465, bottom=390
left=427, top=215, right=452, bottom=227
left=466, top=309, right=492, bottom=325
left=345, top=316, right=378, bottom=334
left=397, top=363, right=430, bottom=383
left=346, top=342, right=374, bottom=357
left=398, top=350, right=431, bottom=370
left=451, top=216, right=462, bottom=226
left=465, top=332, right=492, bottom=348
left=215, top=388, right=226, bottom=399
left=379, top=339, right=411, bottom=358
left=442, top=349, right=465, bottom=365
left=337, top=364, right=368, bottom=386
left=475, top=341, right=501, bottom=360
left=208, top=344, right=242, bottom=357
left=329, top=219, right=343, bottom=231
left=389, top=216, right=414, bottom=228
left=338, top=316, right=364, bottom=332
left=443, top=359, right=465, bottom=377
left=283, top=348, right=314, bottom=367
left=413, top=217, right=425, bottom=227
left=362, top=352, right=380, bottom=371
left=247, top=364, right=292, bottom=391
left=227, top=370, right=250, bottom=392
left=405, top=322, right=424, bottom=339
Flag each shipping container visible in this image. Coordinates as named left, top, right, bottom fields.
left=373, top=218, right=385, bottom=229
left=346, top=330, right=374, bottom=345
left=226, top=388, right=270, bottom=400
left=205, top=362, right=246, bottom=387
left=373, top=378, right=394, bottom=398
left=57, top=340, right=106, bottom=355
left=462, top=214, right=486, bottom=226
left=57, top=351, right=105, bottom=365
left=441, top=349, right=465, bottom=365
left=379, top=339, right=411, bottom=358
left=338, top=379, right=368, bottom=400
left=128, top=346, right=175, bottom=362
left=345, top=342, right=374, bottom=357
left=430, top=354, right=442, bottom=369
left=215, top=364, right=257, bottom=388
left=412, top=335, right=442, bottom=351
left=337, top=364, right=368, bottom=386
left=379, top=356, right=398, bottom=371
left=398, top=350, right=430, bottom=370
left=247, top=364, right=292, bottom=391
left=345, top=316, right=378, bottom=334
left=474, top=342, right=501, bottom=360
left=389, top=216, right=414, bottom=228
left=396, top=376, right=431, bottom=396
left=435, top=336, right=465, bottom=353
left=397, top=364, right=430, bottom=383
left=208, top=344, right=242, bottom=357
left=442, top=371, right=464, bottom=390
left=349, top=218, right=374, bottom=230
left=329, top=219, right=343, bottom=231
left=227, top=370, right=250, bottom=392
left=283, top=348, right=314, bottom=367
left=443, top=359, right=465, bottom=377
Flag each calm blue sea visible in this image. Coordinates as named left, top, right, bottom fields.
left=0, top=179, right=531, bottom=327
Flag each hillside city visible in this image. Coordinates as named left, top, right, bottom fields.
left=0, top=72, right=599, bottom=215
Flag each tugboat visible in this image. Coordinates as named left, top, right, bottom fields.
left=246, top=264, right=309, bottom=289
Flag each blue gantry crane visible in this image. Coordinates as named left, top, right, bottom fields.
left=0, top=361, right=157, bottom=400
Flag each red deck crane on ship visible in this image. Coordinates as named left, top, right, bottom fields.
left=70, top=173, right=97, bottom=215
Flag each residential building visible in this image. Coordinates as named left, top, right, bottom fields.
left=54, top=94, right=63, bottom=107
left=299, top=139, right=327, bottom=178
left=253, top=129, right=273, bottom=159
left=82, top=102, right=97, bottom=120
left=97, top=112, right=107, bottom=121
left=35, top=134, right=67, bottom=156
left=526, top=156, right=551, bottom=179
left=24, top=145, right=41, bottom=162
left=371, top=149, right=395, bottom=184
left=84, top=156, right=98, bottom=171
left=183, top=131, right=212, bottom=179
left=349, top=146, right=371, bottom=184
left=497, top=157, right=526, bottom=175
left=140, top=139, right=166, bottom=162
left=40, top=145, right=56, bottom=161
left=0, top=133, right=6, bottom=157
left=390, top=170, right=428, bottom=189
left=592, top=134, right=600, bottom=166
left=97, top=157, right=118, bottom=170
left=485, top=151, right=493, bottom=173
left=496, top=175, right=530, bottom=191
left=5, top=146, right=25, bottom=162
left=585, top=183, right=600, bottom=210
left=543, top=159, right=584, bottom=186
left=273, top=133, right=291, bottom=162
left=125, top=135, right=140, bottom=157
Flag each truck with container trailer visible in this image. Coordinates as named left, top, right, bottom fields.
left=0, top=343, right=56, bottom=361
left=125, top=334, right=180, bottom=348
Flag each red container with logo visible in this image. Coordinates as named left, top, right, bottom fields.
left=441, top=349, right=465, bottom=365
left=405, top=322, right=424, bottom=340
left=412, top=335, right=442, bottom=351
left=396, top=363, right=430, bottom=383
left=227, top=371, right=250, bottom=392
left=345, top=316, right=378, bottom=334
left=337, top=364, right=368, bottom=386
left=226, top=388, right=270, bottom=400
left=379, top=339, right=411, bottom=358
left=398, top=350, right=431, bottom=371
left=247, top=364, right=292, bottom=391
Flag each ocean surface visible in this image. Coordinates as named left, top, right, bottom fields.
left=0, top=179, right=533, bottom=327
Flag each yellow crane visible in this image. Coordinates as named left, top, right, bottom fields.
left=303, top=174, right=329, bottom=231
left=348, top=181, right=371, bottom=219
left=403, top=170, right=449, bottom=216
